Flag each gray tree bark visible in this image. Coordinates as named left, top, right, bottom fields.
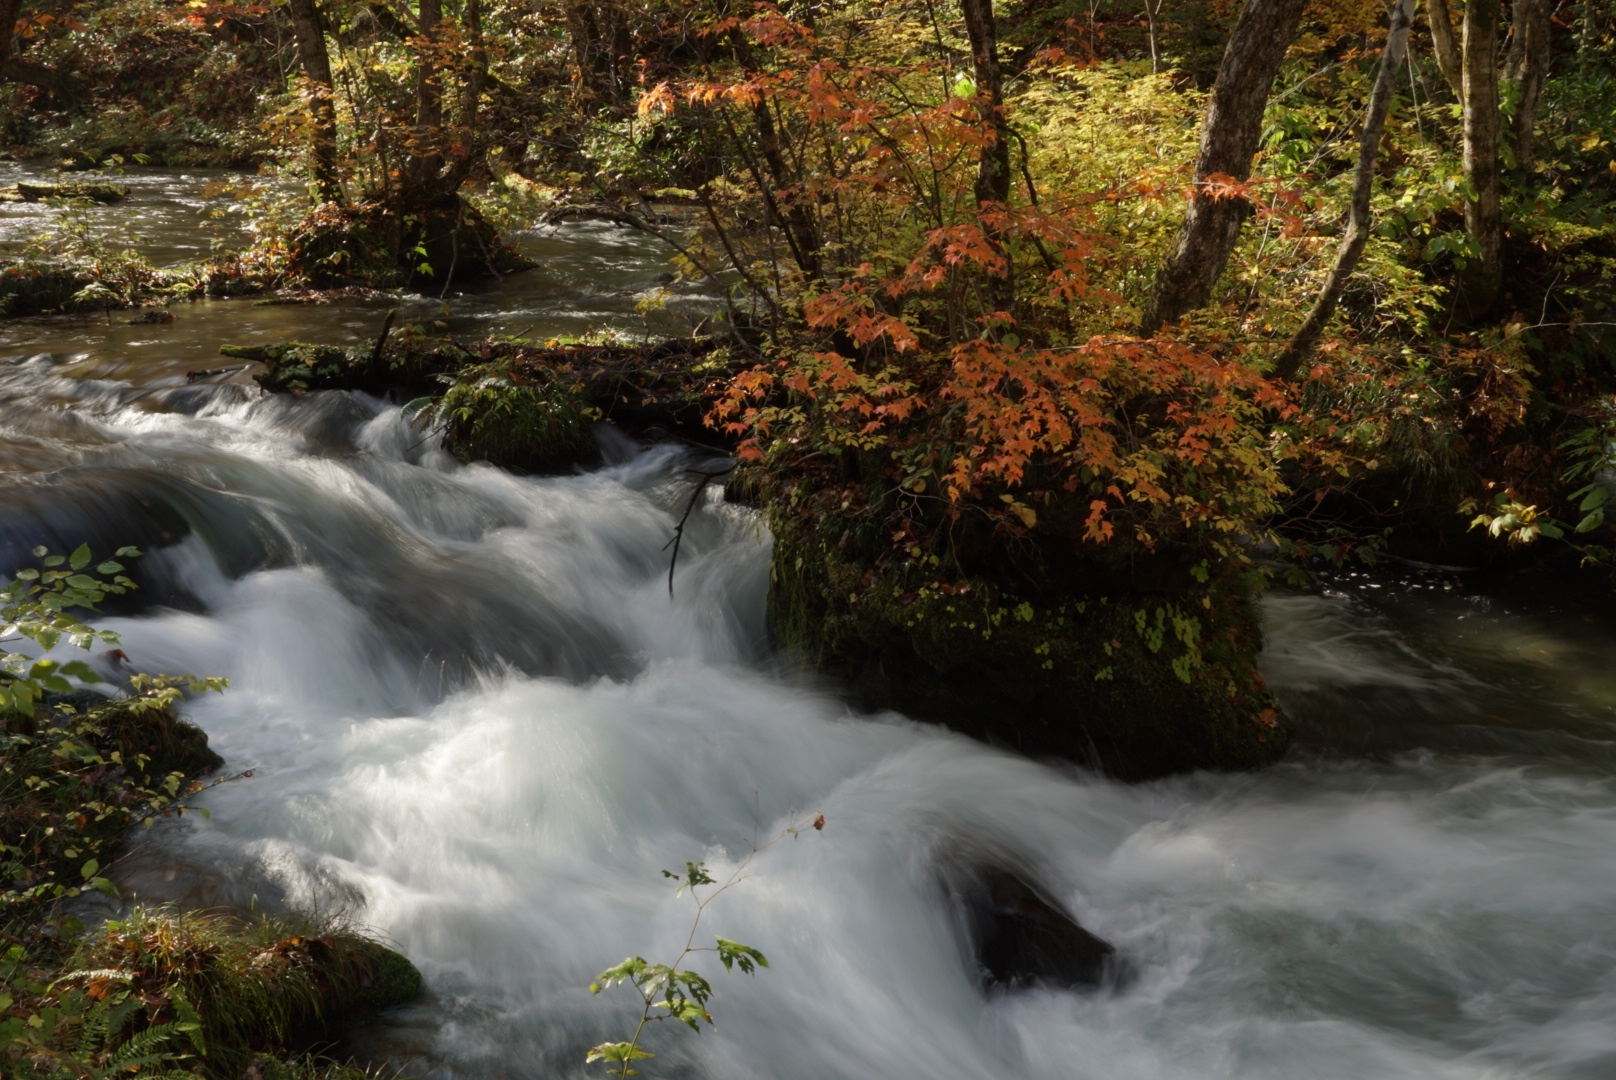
left=1508, top=0, right=1552, bottom=166
left=1457, top=0, right=1504, bottom=319
left=1139, top=0, right=1308, bottom=336
left=286, top=0, right=341, bottom=203
left=1274, top=0, right=1417, bottom=379
left=1427, top=0, right=1466, bottom=98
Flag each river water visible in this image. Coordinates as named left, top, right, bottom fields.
left=4, top=174, right=1616, bottom=1080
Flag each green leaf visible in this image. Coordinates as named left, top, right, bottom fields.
left=1577, top=508, right=1605, bottom=533
left=90, top=877, right=118, bottom=898
left=69, top=544, right=92, bottom=571
left=1581, top=487, right=1610, bottom=512
left=81, top=858, right=99, bottom=878
left=593, top=956, right=649, bottom=991
left=96, top=561, right=124, bottom=574
left=587, top=1042, right=652, bottom=1065
left=662, top=860, right=715, bottom=895
left=714, top=937, right=769, bottom=975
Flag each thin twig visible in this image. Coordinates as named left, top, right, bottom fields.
left=663, top=464, right=737, bottom=596
left=369, top=307, right=397, bottom=366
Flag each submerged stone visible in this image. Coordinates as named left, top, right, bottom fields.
left=11, top=180, right=129, bottom=203
left=951, top=862, right=1118, bottom=991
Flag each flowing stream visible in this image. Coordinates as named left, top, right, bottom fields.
left=4, top=180, right=1616, bottom=1079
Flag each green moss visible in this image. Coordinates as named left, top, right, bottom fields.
left=237, top=341, right=459, bottom=398
left=1, top=907, right=422, bottom=1080
left=435, top=364, right=601, bottom=474
left=283, top=198, right=530, bottom=290
left=769, top=520, right=1285, bottom=781
left=3, top=693, right=222, bottom=915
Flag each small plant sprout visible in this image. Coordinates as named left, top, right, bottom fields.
left=587, top=813, right=825, bottom=1078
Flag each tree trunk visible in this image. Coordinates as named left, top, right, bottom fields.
left=0, top=0, right=19, bottom=78
left=726, top=29, right=821, bottom=280
left=1274, top=0, right=1417, bottom=380
left=286, top=0, right=341, bottom=203
left=457, top=0, right=486, bottom=168
left=960, top=0, right=1011, bottom=209
left=409, top=0, right=443, bottom=194
left=1457, top=0, right=1504, bottom=319
left=567, top=1, right=628, bottom=112
left=1139, top=0, right=1307, bottom=337
left=1509, top=0, right=1552, bottom=167
left=960, top=0, right=1013, bottom=314
left=1427, top=0, right=1465, bottom=98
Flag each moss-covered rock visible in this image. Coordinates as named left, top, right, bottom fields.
left=283, top=196, right=530, bottom=289
left=2, top=691, right=224, bottom=911
left=0, top=261, right=89, bottom=317
left=231, top=340, right=461, bottom=398
left=433, top=363, right=602, bottom=473
left=6, top=181, right=129, bottom=203
left=770, top=518, right=1285, bottom=781
left=50, top=907, right=422, bottom=1079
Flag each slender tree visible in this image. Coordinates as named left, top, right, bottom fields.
left=960, top=0, right=1013, bottom=313
left=1275, top=0, right=1418, bottom=378
left=1457, top=0, right=1504, bottom=318
left=286, top=0, right=341, bottom=203
left=410, top=0, right=445, bottom=196
left=1508, top=0, right=1552, bottom=167
left=0, top=0, right=19, bottom=74
left=1139, top=0, right=1308, bottom=336
left=1427, top=0, right=1464, bottom=96
left=959, top=0, right=1010, bottom=210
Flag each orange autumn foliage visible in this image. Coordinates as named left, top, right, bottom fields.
left=659, top=4, right=1299, bottom=554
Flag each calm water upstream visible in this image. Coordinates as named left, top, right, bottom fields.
left=3, top=176, right=1615, bottom=1079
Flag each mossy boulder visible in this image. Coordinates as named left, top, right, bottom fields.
left=3, top=181, right=129, bottom=203
left=57, top=907, right=422, bottom=1079
left=433, top=364, right=602, bottom=474
left=0, top=261, right=90, bottom=317
left=283, top=196, right=529, bottom=289
left=229, top=340, right=460, bottom=397
left=3, top=692, right=224, bottom=910
left=770, top=519, right=1285, bottom=781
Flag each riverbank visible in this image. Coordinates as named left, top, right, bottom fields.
left=2, top=638, right=421, bottom=1077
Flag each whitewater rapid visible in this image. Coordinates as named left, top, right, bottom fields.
left=6, top=356, right=1616, bottom=1079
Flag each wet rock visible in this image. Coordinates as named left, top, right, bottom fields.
left=8, top=180, right=129, bottom=203
left=236, top=334, right=735, bottom=451
left=0, top=260, right=89, bottom=317
left=957, top=864, right=1118, bottom=991
left=126, top=307, right=174, bottom=324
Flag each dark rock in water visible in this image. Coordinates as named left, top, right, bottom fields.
left=954, top=863, right=1118, bottom=991
left=11, top=181, right=129, bottom=204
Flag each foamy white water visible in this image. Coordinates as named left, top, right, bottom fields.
left=6, top=358, right=1616, bottom=1080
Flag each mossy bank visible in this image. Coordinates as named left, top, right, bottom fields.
left=769, top=515, right=1284, bottom=782
left=2, top=689, right=422, bottom=1079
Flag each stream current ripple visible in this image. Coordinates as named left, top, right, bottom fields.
left=4, top=354, right=1616, bottom=1079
